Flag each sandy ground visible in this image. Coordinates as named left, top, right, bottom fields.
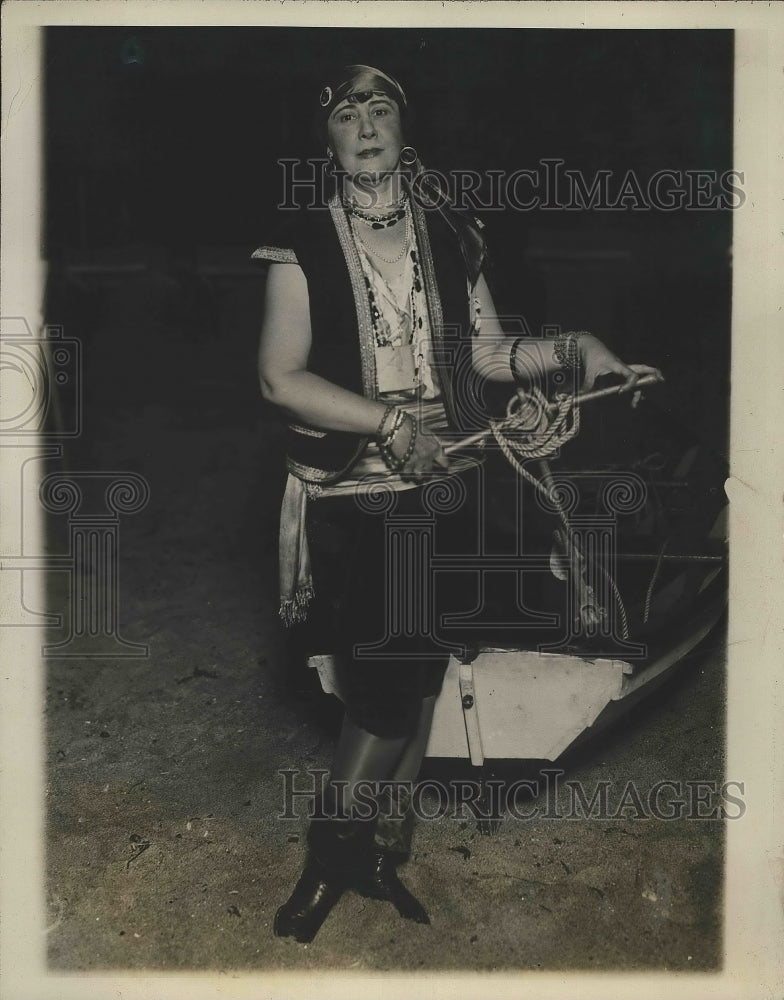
left=41, top=270, right=725, bottom=973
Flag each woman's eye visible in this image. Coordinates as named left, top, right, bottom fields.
left=372, top=107, right=388, bottom=116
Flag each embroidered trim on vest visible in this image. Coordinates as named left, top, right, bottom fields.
left=328, top=192, right=378, bottom=399
left=286, top=457, right=347, bottom=483
left=410, top=196, right=455, bottom=424
left=289, top=423, right=327, bottom=439
left=251, top=246, right=298, bottom=264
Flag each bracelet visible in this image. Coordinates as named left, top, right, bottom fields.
left=509, top=336, right=526, bottom=384
left=378, top=418, right=402, bottom=471
left=399, top=416, right=418, bottom=468
left=384, top=409, right=406, bottom=448
left=379, top=411, right=405, bottom=454
left=379, top=413, right=411, bottom=472
left=379, top=412, right=417, bottom=472
left=553, top=330, right=589, bottom=370
left=378, top=407, right=405, bottom=448
left=376, top=404, right=396, bottom=441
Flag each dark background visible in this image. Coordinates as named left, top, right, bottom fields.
left=42, top=30, right=730, bottom=969
left=45, top=27, right=733, bottom=454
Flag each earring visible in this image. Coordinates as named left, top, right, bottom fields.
left=399, top=146, right=418, bottom=166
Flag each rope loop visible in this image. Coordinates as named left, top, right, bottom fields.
left=488, top=389, right=580, bottom=517
left=491, top=389, right=631, bottom=640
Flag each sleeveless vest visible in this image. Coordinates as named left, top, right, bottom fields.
left=253, top=189, right=486, bottom=484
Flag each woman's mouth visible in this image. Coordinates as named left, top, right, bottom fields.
left=357, top=148, right=383, bottom=159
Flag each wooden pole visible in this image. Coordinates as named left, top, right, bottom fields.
left=444, top=373, right=664, bottom=455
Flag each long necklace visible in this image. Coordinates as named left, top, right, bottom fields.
left=351, top=208, right=410, bottom=265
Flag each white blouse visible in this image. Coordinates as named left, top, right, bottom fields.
left=354, top=212, right=440, bottom=400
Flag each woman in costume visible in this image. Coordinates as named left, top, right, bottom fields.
left=256, top=64, right=658, bottom=943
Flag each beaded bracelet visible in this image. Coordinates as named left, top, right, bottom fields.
left=509, top=336, right=526, bottom=383
left=378, top=414, right=409, bottom=471
left=398, top=416, right=418, bottom=469
left=376, top=404, right=396, bottom=441
left=381, top=409, right=405, bottom=448
left=378, top=413, right=403, bottom=471
left=379, top=412, right=417, bottom=473
left=553, top=331, right=590, bottom=370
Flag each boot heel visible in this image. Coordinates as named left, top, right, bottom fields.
left=273, top=858, right=346, bottom=943
left=274, top=817, right=373, bottom=943
left=353, top=849, right=430, bottom=925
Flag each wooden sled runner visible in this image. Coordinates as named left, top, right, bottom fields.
left=425, top=583, right=724, bottom=765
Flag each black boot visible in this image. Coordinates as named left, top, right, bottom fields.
left=361, top=781, right=429, bottom=924
left=273, top=818, right=371, bottom=943
left=353, top=847, right=430, bottom=924
left=272, top=855, right=346, bottom=943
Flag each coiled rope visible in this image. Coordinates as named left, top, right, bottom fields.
left=487, top=389, right=579, bottom=531
left=488, top=388, right=631, bottom=639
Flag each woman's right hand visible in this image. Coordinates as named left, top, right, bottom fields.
left=390, top=418, right=450, bottom=481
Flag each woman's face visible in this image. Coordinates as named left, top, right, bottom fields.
left=326, top=94, right=403, bottom=184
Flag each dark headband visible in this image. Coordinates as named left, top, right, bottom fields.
left=318, top=64, right=407, bottom=118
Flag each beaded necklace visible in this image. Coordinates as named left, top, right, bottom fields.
left=346, top=202, right=406, bottom=229
left=358, top=252, right=435, bottom=397
left=350, top=208, right=410, bottom=264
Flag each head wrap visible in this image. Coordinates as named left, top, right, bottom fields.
left=318, top=64, right=407, bottom=119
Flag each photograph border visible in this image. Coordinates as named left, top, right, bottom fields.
left=1, top=2, right=782, bottom=998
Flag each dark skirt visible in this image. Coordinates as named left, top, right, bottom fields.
left=303, top=469, right=481, bottom=738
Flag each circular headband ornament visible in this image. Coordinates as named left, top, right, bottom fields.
left=318, top=66, right=407, bottom=116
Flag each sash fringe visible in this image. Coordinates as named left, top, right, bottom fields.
left=279, top=584, right=315, bottom=627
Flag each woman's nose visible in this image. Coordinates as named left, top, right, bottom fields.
left=358, top=113, right=377, bottom=139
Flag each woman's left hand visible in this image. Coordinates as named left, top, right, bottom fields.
left=578, top=334, right=662, bottom=393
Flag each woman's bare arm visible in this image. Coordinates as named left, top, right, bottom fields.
left=470, top=273, right=560, bottom=385
left=257, top=263, right=448, bottom=475
left=258, top=262, right=389, bottom=434
left=470, top=272, right=661, bottom=391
